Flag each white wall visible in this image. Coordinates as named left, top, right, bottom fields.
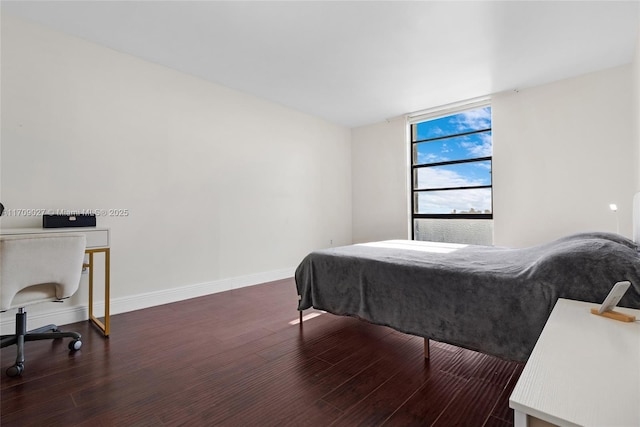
left=493, top=65, right=635, bottom=247
left=352, top=65, right=637, bottom=248
left=634, top=19, right=640, bottom=191
left=0, top=15, right=352, bottom=329
left=351, top=118, right=408, bottom=243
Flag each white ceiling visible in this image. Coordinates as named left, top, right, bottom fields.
left=2, top=1, right=639, bottom=128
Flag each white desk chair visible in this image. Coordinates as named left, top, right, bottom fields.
left=0, top=233, right=86, bottom=377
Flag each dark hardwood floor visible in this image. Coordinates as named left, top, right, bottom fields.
left=1, top=278, right=524, bottom=426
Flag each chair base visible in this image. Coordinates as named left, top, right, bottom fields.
left=0, top=309, right=82, bottom=377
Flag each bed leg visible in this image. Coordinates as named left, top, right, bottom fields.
left=299, top=310, right=303, bottom=324
left=424, top=338, right=430, bottom=359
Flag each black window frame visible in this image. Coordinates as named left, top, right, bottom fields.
left=410, top=109, right=493, bottom=224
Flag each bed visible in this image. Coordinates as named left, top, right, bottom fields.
left=296, top=211, right=640, bottom=362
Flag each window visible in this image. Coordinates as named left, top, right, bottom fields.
left=410, top=105, right=493, bottom=243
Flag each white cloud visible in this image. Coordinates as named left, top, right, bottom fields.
left=460, top=135, right=492, bottom=157
left=418, top=188, right=492, bottom=214
left=418, top=152, right=449, bottom=164
left=454, top=107, right=491, bottom=131
left=416, top=168, right=491, bottom=214
left=417, top=167, right=484, bottom=189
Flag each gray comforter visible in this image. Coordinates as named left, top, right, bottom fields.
left=295, top=232, right=640, bottom=361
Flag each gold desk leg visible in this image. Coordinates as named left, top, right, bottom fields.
left=86, top=248, right=110, bottom=337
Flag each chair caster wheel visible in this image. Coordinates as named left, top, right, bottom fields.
left=6, top=364, right=24, bottom=377
left=69, top=339, right=82, bottom=351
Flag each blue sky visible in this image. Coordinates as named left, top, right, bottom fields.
left=414, top=107, right=492, bottom=214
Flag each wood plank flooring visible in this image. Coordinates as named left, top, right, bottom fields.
left=1, top=278, right=524, bottom=426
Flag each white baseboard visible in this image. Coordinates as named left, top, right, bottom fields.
left=1, top=267, right=295, bottom=335
left=0, top=305, right=90, bottom=336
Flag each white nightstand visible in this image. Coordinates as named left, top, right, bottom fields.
left=509, top=298, right=640, bottom=426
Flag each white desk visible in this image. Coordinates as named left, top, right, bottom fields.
left=509, top=298, right=640, bottom=427
left=0, top=227, right=111, bottom=336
